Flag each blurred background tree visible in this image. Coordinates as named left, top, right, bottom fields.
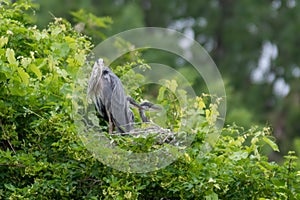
left=31, top=0, right=299, bottom=161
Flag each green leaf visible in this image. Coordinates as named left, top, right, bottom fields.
left=263, top=136, right=280, bottom=152
left=74, top=51, right=86, bottom=65
left=197, top=97, right=206, bottom=110
left=229, top=151, right=249, bottom=161
left=21, top=57, right=32, bottom=68
left=17, top=67, right=30, bottom=85
left=29, top=64, right=42, bottom=80
left=0, top=36, right=8, bottom=48
left=4, top=183, right=16, bottom=191
left=64, top=36, right=77, bottom=49
left=51, top=42, right=70, bottom=57
left=33, top=30, right=48, bottom=41
left=5, top=48, right=18, bottom=66
left=205, top=192, right=218, bottom=200
left=167, top=80, right=178, bottom=93
left=157, top=87, right=166, bottom=101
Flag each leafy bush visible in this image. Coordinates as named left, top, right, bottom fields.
left=0, top=1, right=299, bottom=199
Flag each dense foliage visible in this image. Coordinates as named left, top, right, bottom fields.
left=33, top=0, right=300, bottom=162
left=0, top=1, right=299, bottom=199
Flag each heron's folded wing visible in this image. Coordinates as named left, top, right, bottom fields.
left=111, top=78, right=132, bottom=132
left=95, top=96, right=108, bottom=121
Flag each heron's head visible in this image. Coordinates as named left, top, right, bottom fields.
left=87, top=58, right=105, bottom=97
left=93, top=58, right=105, bottom=74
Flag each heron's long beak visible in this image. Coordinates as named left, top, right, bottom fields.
left=87, top=58, right=105, bottom=96
left=96, top=58, right=104, bottom=71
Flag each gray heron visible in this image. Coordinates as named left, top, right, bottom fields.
left=87, top=58, right=162, bottom=133
left=87, top=59, right=134, bottom=133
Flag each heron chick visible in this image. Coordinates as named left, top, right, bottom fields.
left=139, top=102, right=162, bottom=122
left=87, top=59, right=134, bottom=133
left=127, top=97, right=162, bottom=122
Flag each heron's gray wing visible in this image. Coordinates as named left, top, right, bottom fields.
left=110, top=77, right=133, bottom=132
left=95, top=95, right=108, bottom=121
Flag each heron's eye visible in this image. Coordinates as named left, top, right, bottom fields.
left=102, top=69, right=109, bottom=75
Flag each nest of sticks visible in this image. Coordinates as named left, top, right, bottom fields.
left=109, top=122, right=189, bottom=146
